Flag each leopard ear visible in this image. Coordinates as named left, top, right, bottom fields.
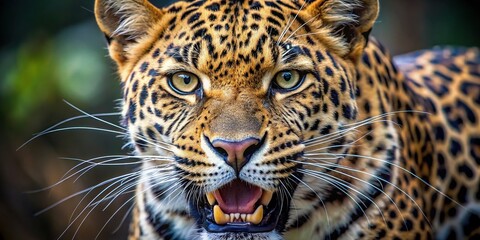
left=305, top=0, right=378, bottom=60
left=94, top=0, right=163, bottom=67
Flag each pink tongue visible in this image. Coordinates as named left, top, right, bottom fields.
left=214, top=180, right=262, bottom=214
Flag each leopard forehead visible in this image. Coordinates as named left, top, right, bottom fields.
left=127, top=0, right=341, bottom=90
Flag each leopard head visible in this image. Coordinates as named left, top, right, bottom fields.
left=95, top=0, right=380, bottom=238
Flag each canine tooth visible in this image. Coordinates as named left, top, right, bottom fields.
left=214, top=205, right=228, bottom=225
left=206, top=192, right=216, bottom=205
left=241, top=214, right=246, bottom=221
left=261, top=191, right=273, bottom=205
left=247, top=205, right=264, bottom=224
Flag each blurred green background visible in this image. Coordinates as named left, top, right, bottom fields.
left=0, top=0, right=478, bottom=239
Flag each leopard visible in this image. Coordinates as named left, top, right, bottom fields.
left=93, top=0, right=480, bottom=239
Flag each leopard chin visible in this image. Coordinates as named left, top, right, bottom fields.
left=200, top=231, right=283, bottom=240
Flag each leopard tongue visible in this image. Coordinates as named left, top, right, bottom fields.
left=214, top=180, right=262, bottom=214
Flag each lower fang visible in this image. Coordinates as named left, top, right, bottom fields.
left=246, top=205, right=264, bottom=224
left=213, top=205, right=229, bottom=225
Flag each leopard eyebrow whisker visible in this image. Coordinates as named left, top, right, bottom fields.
left=277, top=1, right=307, bottom=45
left=284, top=13, right=322, bottom=43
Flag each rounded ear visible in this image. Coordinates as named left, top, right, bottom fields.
left=94, top=0, right=163, bottom=66
left=306, top=0, right=379, bottom=60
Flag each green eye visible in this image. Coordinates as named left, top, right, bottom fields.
left=168, top=71, right=200, bottom=94
left=273, top=70, right=302, bottom=90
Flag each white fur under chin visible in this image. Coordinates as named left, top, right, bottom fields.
left=200, top=230, right=283, bottom=240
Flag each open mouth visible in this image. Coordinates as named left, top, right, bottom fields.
left=198, top=179, right=282, bottom=233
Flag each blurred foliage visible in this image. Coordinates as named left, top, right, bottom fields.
left=0, top=0, right=478, bottom=240
left=0, top=22, right=109, bottom=131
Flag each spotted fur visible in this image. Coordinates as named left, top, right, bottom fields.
left=94, top=0, right=480, bottom=239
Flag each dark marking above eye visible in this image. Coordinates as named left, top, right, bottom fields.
left=187, top=0, right=206, bottom=8
left=205, top=2, right=220, bottom=11
left=267, top=16, right=281, bottom=27
left=167, top=5, right=181, bottom=13
left=208, top=14, right=217, bottom=21
left=191, top=20, right=206, bottom=29
left=250, top=1, right=262, bottom=10
left=180, top=9, right=196, bottom=20
left=265, top=1, right=282, bottom=10
left=187, top=12, right=201, bottom=24
left=148, top=69, right=159, bottom=77
left=191, top=26, right=206, bottom=38
left=252, top=13, right=262, bottom=20
left=291, top=14, right=311, bottom=33
left=270, top=9, right=285, bottom=21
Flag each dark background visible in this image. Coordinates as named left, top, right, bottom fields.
left=1, top=0, right=479, bottom=239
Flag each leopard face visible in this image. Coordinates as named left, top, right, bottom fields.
left=93, top=0, right=419, bottom=239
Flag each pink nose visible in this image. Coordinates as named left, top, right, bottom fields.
left=212, top=138, right=260, bottom=174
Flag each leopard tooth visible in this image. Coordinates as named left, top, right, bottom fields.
left=241, top=214, right=247, bottom=221
left=261, top=191, right=273, bottom=206
left=246, top=205, right=264, bottom=224
left=213, top=205, right=229, bottom=225
left=234, top=213, right=240, bottom=220
left=206, top=192, right=216, bottom=205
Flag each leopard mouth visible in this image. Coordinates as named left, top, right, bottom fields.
left=196, top=179, right=283, bottom=233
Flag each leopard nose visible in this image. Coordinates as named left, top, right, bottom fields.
left=212, top=138, right=261, bottom=174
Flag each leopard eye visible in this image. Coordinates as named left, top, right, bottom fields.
left=168, top=71, right=200, bottom=94
left=273, top=70, right=303, bottom=90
